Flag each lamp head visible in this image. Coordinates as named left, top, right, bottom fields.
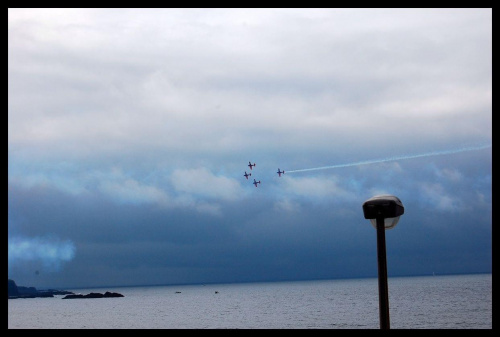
left=362, top=194, right=404, bottom=229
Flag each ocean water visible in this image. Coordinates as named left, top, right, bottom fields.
left=8, top=273, right=491, bottom=329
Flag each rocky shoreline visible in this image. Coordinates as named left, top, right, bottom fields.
left=8, top=279, right=123, bottom=299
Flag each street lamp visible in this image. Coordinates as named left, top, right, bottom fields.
left=362, top=194, right=404, bottom=329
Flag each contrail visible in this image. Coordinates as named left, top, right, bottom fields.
left=286, top=143, right=492, bottom=173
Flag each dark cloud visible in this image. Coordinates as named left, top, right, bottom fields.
left=8, top=9, right=491, bottom=289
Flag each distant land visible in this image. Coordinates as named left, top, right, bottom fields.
left=8, top=279, right=74, bottom=299
left=8, top=279, right=123, bottom=299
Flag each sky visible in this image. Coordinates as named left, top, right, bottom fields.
left=8, top=8, right=492, bottom=290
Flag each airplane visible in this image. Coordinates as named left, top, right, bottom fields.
left=253, top=179, right=261, bottom=187
left=277, top=168, right=285, bottom=177
left=248, top=161, right=256, bottom=170
left=243, top=171, right=252, bottom=180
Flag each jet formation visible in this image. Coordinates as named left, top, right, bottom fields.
left=243, top=161, right=283, bottom=188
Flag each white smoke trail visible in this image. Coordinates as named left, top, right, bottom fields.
left=8, top=236, right=76, bottom=272
left=286, top=143, right=492, bottom=173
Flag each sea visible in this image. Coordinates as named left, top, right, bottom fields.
left=8, top=273, right=491, bottom=329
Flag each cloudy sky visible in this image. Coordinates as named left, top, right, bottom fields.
left=8, top=8, right=492, bottom=289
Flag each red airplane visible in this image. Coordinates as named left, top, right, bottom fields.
left=248, top=161, right=256, bottom=170
left=253, top=179, right=261, bottom=187
left=244, top=171, right=252, bottom=180
left=277, top=168, right=285, bottom=177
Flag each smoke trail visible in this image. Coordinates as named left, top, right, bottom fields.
left=8, top=236, right=76, bottom=272
left=286, top=143, right=492, bottom=173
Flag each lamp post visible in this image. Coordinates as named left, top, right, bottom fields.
left=362, top=194, right=404, bottom=330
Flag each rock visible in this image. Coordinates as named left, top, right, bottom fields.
left=62, top=294, right=85, bottom=299
left=62, top=291, right=124, bottom=299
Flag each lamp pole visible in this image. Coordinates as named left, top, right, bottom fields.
left=362, top=194, right=404, bottom=330
left=376, top=216, right=390, bottom=330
